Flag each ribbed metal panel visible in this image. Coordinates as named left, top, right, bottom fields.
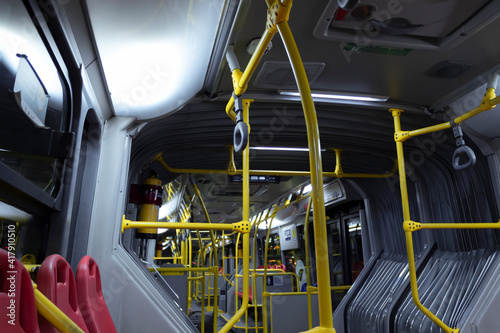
left=346, top=254, right=408, bottom=333
left=394, top=249, right=499, bottom=332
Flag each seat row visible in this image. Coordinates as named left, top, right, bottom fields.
left=256, top=264, right=286, bottom=271
left=0, top=249, right=116, bottom=333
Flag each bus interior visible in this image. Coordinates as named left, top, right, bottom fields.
left=1, top=0, right=500, bottom=332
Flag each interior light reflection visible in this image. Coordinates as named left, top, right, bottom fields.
left=105, top=42, right=182, bottom=111
left=0, top=28, right=62, bottom=107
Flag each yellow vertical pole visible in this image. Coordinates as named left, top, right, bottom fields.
left=278, top=19, right=334, bottom=332
left=262, top=212, right=276, bottom=333
left=208, top=249, right=213, bottom=309
left=187, top=234, right=193, bottom=313
left=214, top=267, right=219, bottom=333
left=235, top=232, right=241, bottom=313
left=219, top=99, right=252, bottom=332
left=197, top=248, right=202, bottom=300
left=252, top=220, right=260, bottom=332
left=304, top=199, right=313, bottom=329
left=390, top=109, right=411, bottom=221
left=201, top=272, right=205, bottom=333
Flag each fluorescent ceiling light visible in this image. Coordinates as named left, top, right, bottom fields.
left=258, top=219, right=285, bottom=230
left=303, top=184, right=313, bottom=194
left=250, top=147, right=326, bottom=152
left=280, top=90, right=388, bottom=102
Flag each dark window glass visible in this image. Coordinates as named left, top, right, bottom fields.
left=0, top=1, right=66, bottom=196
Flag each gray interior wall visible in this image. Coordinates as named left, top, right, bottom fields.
left=87, top=117, right=197, bottom=333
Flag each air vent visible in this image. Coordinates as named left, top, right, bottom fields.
left=253, top=61, right=325, bottom=89
left=314, top=0, right=499, bottom=50
left=427, top=61, right=471, bottom=79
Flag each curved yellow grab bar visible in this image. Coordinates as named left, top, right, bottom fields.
left=390, top=95, right=500, bottom=333
left=277, top=17, right=335, bottom=333
left=32, top=282, right=85, bottom=333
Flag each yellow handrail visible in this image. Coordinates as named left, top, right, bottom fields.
left=277, top=13, right=335, bottom=333
left=222, top=0, right=345, bottom=330
left=395, top=88, right=498, bottom=142
left=390, top=75, right=500, bottom=333
left=32, top=282, right=85, bottom=333
left=121, top=216, right=250, bottom=234
left=262, top=284, right=351, bottom=333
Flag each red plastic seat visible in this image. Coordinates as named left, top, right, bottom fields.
left=36, top=254, right=89, bottom=333
left=76, top=256, right=116, bottom=333
left=0, top=249, right=40, bottom=332
left=237, top=284, right=253, bottom=303
left=279, top=264, right=286, bottom=272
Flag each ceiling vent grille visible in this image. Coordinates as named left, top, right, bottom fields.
left=253, top=61, right=325, bottom=89
left=313, top=0, right=499, bottom=50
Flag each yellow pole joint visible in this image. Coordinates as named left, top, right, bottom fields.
left=263, top=291, right=271, bottom=298
left=333, top=149, right=344, bottom=177
left=403, top=220, right=423, bottom=232
left=307, top=286, right=318, bottom=293
left=232, top=221, right=251, bottom=233
left=394, top=131, right=411, bottom=142
left=208, top=266, right=219, bottom=274
left=226, top=145, right=237, bottom=175
left=390, top=108, right=403, bottom=117
left=479, top=88, right=497, bottom=111
left=231, top=68, right=246, bottom=96
left=266, top=0, right=292, bottom=33
left=153, top=152, right=163, bottom=162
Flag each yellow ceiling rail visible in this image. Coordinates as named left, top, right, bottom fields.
left=154, top=149, right=397, bottom=179
left=390, top=72, right=500, bottom=333
left=154, top=152, right=229, bottom=175
left=333, top=148, right=398, bottom=178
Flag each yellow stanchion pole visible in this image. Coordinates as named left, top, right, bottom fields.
left=219, top=100, right=252, bottom=333
left=277, top=16, right=335, bottom=333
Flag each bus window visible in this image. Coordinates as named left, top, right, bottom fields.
left=347, top=217, right=364, bottom=282
left=326, top=202, right=365, bottom=308
left=0, top=1, right=67, bottom=197
left=266, top=233, right=281, bottom=266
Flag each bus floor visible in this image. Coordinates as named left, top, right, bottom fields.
left=189, top=300, right=236, bottom=333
